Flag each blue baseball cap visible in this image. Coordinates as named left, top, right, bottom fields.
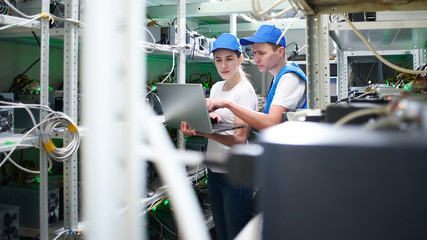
left=240, top=25, right=286, bottom=47
left=210, top=33, right=242, bottom=54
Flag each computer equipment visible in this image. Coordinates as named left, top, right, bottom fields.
left=258, top=121, right=427, bottom=240
left=146, top=26, right=176, bottom=45
left=0, top=183, right=60, bottom=228
left=156, top=83, right=247, bottom=133
left=0, top=204, right=19, bottom=240
left=0, top=93, right=14, bottom=136
left=0, top=0, right=9, bottom=15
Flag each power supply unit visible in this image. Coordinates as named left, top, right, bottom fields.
left=0, top=93, right=14, bottom=137
left=0, top=183, right=60, bottom=228
left=0, top=204, right=19, bottom=240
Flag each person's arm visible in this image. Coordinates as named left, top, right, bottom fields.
left=206, top=98, right=287, bottom=130
left=200, top=114, right=251, bottom=146
left=180, top=114, right=251, bottom=147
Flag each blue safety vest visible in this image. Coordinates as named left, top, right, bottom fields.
left=264, top=62, right=307, bottom=113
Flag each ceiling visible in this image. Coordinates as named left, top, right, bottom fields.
left=146, top=0, right=210, bottom=6
left=145, top=0, right=300, bottom=38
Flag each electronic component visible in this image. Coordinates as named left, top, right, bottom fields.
left=0, top=0, right=9, bottom=15
left=0, top=204, right=19, bottom=240
left=11, top=0, right=66, bottom=28
left=146, top=26, right=176, bottom=45
left=0, top=93, right=14, bottom=137
left=259, top=121, right=427, bottom=240
left=0, top=183, right=60, bottom=228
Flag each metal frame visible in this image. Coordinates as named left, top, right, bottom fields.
left=176, top=0, right=186, bottom=150
left=63, top=0, right=80, bottom=232
left=306, top=14, right=330, bottom=110
left=82, top=0, right=145, bottom=239
left=338, top=49, right=420, bottom=100
left=39, top=0, right=50, bottom=239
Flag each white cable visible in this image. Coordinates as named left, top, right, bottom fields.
left=0, top=16, right=41, bottom=31
left=334, top=104, right=392, bottom=127
left=0, top=101, right=38, bottom=129
left=354, top=91, right=372, bottom=99
left=139, top=106, right=209, bottom=240
left=0, top=102, right=79, bottom=166
left=251, top=0, right=286, bottom=16
left=144, top=48, right=176, bottom=97
left=0, top=117, right=54, bottom=174
left=39, top=112, right=80, bottom=162
left=277, top=16, right=297, bottom=45
left=52, top=230, right=69, bottom=240
left=2, top=0, right=82, bottom=25
left=2, top=0, right=38, bottom=18
left=1, top=152, right=52, bottom=175
left=251, top=0, right=293, bottom=19
left=140, top=26, right=156, bottom=53
left=340, top=13, right=427, bottom=75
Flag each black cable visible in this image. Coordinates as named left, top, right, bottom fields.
left=286, top=42, right=298, bottom=49
left=31, top=31, right=41, bottom=46
left=193, top=26, right=211, bottom=35
left=357, top=63, right=368, bottom=86
left=8, top=31, right=42, bottom=96
left=21, top=59, right=40, bottom=76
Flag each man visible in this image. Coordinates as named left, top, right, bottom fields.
left=206, top=25, right=307, bottom=130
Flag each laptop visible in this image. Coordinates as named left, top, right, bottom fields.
left=155, top=83, right=247, bottom=133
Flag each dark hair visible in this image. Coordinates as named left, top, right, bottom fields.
left=266, top=42, right=286, bottom=59
left=213, top=49, right=242, bottom=58
left=212, top=49, right=250, bottom=82
left=266, top=42, right=283, bottom=51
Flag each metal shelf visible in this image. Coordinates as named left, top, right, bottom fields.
left=144, top=43, right=213, bottom=62
left=0, top=0, right=80, bottom=238
left=292, top=0, right=427, bottom=15
left=0, top=133, right=35, bottom=152
left=329, top=20, right=427, bottom=51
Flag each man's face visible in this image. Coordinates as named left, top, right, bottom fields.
left=251, top=42, right=284, bottom=73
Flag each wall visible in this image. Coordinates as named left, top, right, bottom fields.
left=0, top=40, right=65, bottom=93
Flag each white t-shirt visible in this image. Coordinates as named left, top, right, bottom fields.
left=270, top=72, right=306, bottom=110
left=206, top=79, right=257, bottom=173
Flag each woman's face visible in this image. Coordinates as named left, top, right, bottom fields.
left=213, top=49, right=241, bottom=80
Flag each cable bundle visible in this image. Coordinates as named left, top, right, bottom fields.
left=40, top=112, right=80, bottom=162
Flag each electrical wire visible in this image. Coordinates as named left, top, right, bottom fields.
left=52, top=230, right=69, bottom=240
left=140, top=26, right=156, bottom=53
left=0, top=102, right=80, bottom=172
left=147, top=224, right=166, bottom=240
left=149, top=212, right=179, bottom=238
left=0, top=15, right=41, bottom=31
left=277, top=16, right=298, bottom=45
left=251, top=0, right=293, bottom=19
left=334, top=104, right=392, bottom=127
left=1, top=0, right=82, bottom=27
left=144, top=48, right=176, bottom=97
left=39, top=112, right=80, bottom=162
left=340, top=13, right=427, bottom=75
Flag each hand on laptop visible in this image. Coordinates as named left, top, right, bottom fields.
left=209, top=112, right=222, bottom=124
left=180, top=121, right=196, bottom=136
left=180, top=120, right=211, bottom=138
left=206, top=98, right=228, bottom=112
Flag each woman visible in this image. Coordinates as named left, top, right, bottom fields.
left=181, top=33, right=257, bottom=240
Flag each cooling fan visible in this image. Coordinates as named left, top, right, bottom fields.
left=0, top=110, right=13, bottom=134
left=48, top=192, right=60, bottom=224
left=50, top=1, right=64, bottom=28
left=0, top=0, right=9, bottom=15
left=0, top=93, right=14, bottom=137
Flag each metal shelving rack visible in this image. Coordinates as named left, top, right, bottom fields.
left=0, top=0, right=80, bottom=239
left=291, top=0, right=427, bottom=108
left=330, top=19, right=427, bottom=100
